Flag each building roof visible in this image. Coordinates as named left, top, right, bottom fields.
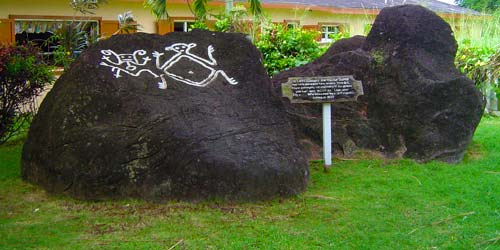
left=257, top=0, right=479, bottom=15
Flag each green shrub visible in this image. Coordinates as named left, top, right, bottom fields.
left=0, top=44, right=54, bottom=144
left=456, top=43, right=500, bottom=112
left=451, top=9, right=500, bottom=113
left=212, top=5, right=255, bottom=35
left=211, top=13, right=231, bottom=32
left=186, top=7, right=326, bottom=76
left=329, top=30, right=351, bottom=42
left=456, top=43, right=496, bottom=86
left=255, top=24, right=325, bottom=76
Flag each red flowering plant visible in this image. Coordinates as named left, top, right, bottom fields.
left=0, top=44, right=54, bottom=143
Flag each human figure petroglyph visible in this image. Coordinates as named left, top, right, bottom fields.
left=99, top=43, right=238, bottom=89
left=153, top=43, right=238, bottom=88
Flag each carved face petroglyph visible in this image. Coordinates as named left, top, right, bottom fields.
left=165, top=43, right=196, bottom=53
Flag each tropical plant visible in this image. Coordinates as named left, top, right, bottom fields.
left=212, top=5, right=252, bottom=33
left=450, top=8, right=500, bottom=113
left=329, top=30, right=351, bottom=43
left=0, top=44, right=54, bottom=144
left=456, top=43, right=494, bottom=85
left=456, top=43, right=500, bottom=112
left=45, top=0, right=106, bottom=69
left=47, top=21, right=98, bottom=69
left=50, top=1, right=136, bottom=69
left=115, top=11, right=142, bottom=34
left=144, top=0, right=262, bottom=21
left=190, top=20, right=209, bottom=30
left=255, top=24, right=325, bottom=76
left=70, top=0, right=108, bottom=15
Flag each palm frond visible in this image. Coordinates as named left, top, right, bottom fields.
left=193, top=0, right=208, bottom=21
left=118, top=11, right=135, bottom=24
left=143, top=0, right=169, bottom=20
left=248, top=0, right=262, bottom=16
left=116, top=11, right=142, bottom=34
left=69, top=0, right=108, bottom=15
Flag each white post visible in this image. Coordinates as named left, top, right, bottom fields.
left=225, top=0, right=234, bottom=14
left=323, top=103, right=332, bottom=168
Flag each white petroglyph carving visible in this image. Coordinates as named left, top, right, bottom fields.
left=153, top=43, right=238, bottom=87
left=100, top=50, right=156, bottom=77
left=99, top=43, right=238, bottom=89
left=100, top=49, right=166, bottom=89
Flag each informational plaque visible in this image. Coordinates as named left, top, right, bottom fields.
left=282, top=75, right=363, bottom=103
left=281, top=75, right=363, bottom=168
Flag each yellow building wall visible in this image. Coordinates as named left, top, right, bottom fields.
left=0, top=0, right=374, bottom=36
left=262, top=8, right=375, bottom=36
left=0, top=0, right=480, bottom=40
left=0, top=0, right=196, bottom=34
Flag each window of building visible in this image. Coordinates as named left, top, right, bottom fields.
left=173, top=21, right=195, bottom=32
left=285, top=20, right=300, bottom=29
left=320, top=24, right=340, bottom=43
left=12, top=17, right=99, bottom=55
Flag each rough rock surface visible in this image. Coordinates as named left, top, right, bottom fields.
left=22, top=29, right=309, bottom=202
left=272, top=5, right=484, bottom=163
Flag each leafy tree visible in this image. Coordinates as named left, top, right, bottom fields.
left=144, top=0, right=262, bottom=21
left=455, top=0, right=499, bottom=12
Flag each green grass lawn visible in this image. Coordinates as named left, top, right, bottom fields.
left=1, top=118, right=499, bottom=250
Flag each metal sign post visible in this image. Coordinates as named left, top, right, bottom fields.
left=322, top=103, right=332, bottom=167
left=281, top=75, right=363, bottom=169
left=225, top=0, right=234, bottom=14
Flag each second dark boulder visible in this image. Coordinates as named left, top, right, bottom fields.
left=272, top=5, right=484, bottom=163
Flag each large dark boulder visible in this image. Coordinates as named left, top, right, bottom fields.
left=22, top=29, right=309, bottom=202
left=272, top=5, right=484, bottom=163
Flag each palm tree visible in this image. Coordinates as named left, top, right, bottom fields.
left=70, top=0, right=108, bottom=15
left=143, top=0, right=262, bottom=21
left=115, top=11, right=141, bottom=34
